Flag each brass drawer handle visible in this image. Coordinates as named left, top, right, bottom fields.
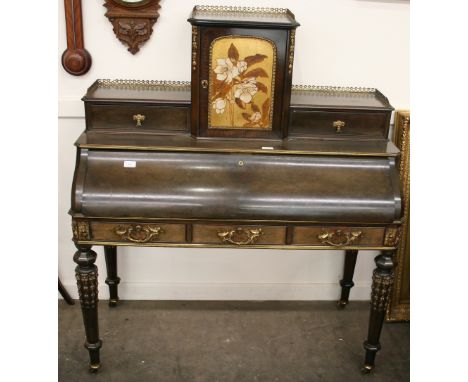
left=133, top=114, right=146, bottom=127
left=333, top=120, right=345, bottom=133
left=217, top=227, right=263, bottom=245
left=114, top=224, right=164, bottom=243
left=317, top=230, right=362, bottom=247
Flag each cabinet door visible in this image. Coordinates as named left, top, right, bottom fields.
left=194, top=27, right=290, bottom=139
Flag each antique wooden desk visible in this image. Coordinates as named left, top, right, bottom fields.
left=69, top=6, right=401, bottom=375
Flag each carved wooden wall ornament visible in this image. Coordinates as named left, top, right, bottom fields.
left=62, top=0, right=92, bottom=75
left=104, top=0, right=161, bottom=55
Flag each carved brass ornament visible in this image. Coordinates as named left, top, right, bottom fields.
left=72, top=220, right=92, bottom=241
left=192, top=26, right=198, bottom=71
left=133, top=113, right=146, bottom=127
left=333, top=120, right=345, bottom=133
left=371, top=270, right=394, bottom=312
left=217, top=227, right=263, bottom=245
left=288, top=29, right=296, bottom=75
left=75, top=269, right=99, bottom=309
left=317, top=230, right=362, bottom=247
left=384, top=227, right=400, bottom=247
left=114, top=224, right=164, bottom=243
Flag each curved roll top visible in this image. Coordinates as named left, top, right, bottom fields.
left=73, top=150, right=401, bottom=223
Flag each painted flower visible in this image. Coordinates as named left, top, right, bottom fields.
left=234, top=78, right=258, bottom=104
left=212, top=98, right=227, bottom=114
left=213, top=58, right=247, bottom=83
left=249, top=112, right=262, bottom=123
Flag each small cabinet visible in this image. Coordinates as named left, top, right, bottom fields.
left=188, top=6, right=299, bottom=139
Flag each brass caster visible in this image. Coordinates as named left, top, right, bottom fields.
left=336, top=300, right=347, bottom=310
left=89, top=363, right=101, bottom=373
left=109, top=298, right=119, bottom=307
left=360, top=364, right=373, bottom=374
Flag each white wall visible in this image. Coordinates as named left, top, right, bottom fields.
left=59, top=0, right=409, bottom=300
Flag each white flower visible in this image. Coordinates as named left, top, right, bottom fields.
left=234, top=78, right=258, bottom=104
left=212, top=98, right=227, bottom=114
left=249, top=112, right=262, bottom=123
left=213, top=58, right=239, bottom=83
left=237, top=60, right=247, bottom=74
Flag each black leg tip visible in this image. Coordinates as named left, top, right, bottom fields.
left=336, top=300, right=348, bottom=309
left=109, top=298, right=119, bottom=307
left=360, top=364, right=374, bottom=374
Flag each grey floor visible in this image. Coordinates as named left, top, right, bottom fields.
left=59, top=300, right=409, bottom=382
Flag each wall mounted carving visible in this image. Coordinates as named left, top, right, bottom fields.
left=104, top=0, right=161, bottom=55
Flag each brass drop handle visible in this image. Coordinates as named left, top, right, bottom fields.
left=201, top=80, right=208, bottom=89
left=114, top=224, right=163, bottom=243
left=333, top=120, right=345, bottom=133
left=217, top=227, right=263, bottom=245
left=133, top=114, right=146, bottom=127
left=317, top=230, right=362, bottom=247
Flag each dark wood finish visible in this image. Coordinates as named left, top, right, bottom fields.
left=386, top=111, right=410, bottom=322
left=103, top=0, right=161, bottom=55
left=188, top=6, right=299, bottom=139
left=293, top=227, right=385, bottom=246
left=73, top=244, right=101, bottom=372
left=192, top=224, right=286, bottom=245
left=337, top=250, right=358, bottom=309
left=362, top=250, right=395, bottom=373
left=58, top=278, right=75, bottom=305
left=104, top=246, right=120, bottom=307
left=91, top=222, right=186, bottom=243
left=289, top=87, right=393, bottom=139
left=62, top=0, right=92, bottom=76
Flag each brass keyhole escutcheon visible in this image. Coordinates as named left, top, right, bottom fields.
left=201, top=80, right=208, bottom=89
left=333, top=120, right=345, bottom=133
left=133, top=114, right=146, bottom=127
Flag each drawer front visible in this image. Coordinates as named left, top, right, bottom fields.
left=289, top=110, right=389, bottom=138
left=90, top=222, right=186, bottom=243
left=192, top=224, right=287, bottom=245
left=86, top=103, right=190, bottom=132
left=293, top=226, right=385, bottom=247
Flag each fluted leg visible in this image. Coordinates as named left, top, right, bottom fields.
left=361, top=250, right=394, bottom=374
left=74, top=244, right=102, bottom=373
left=104, top=245, right=120, bottom=307
left=337, top=250, right=358, bottom=309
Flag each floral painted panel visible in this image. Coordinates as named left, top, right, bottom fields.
left=209, top=36, right=276, bottom=130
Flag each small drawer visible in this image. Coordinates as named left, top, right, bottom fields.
left=192, top=224, right=286, bottom=246
left=90, top=222, right=186, bottom=244
left=85, top=103, right=190, bottom=133
left=292, top=226, right=385, bottom=247
left=289, top=110, right=389, bottom=138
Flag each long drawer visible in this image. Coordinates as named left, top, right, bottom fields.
left=72, top=220, right=393, bottom=248
left=85, top=103, right=190, bottom=133
left=289, top=109, right=389, bottom=138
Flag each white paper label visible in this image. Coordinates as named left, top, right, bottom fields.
left=261, top=146, right=274, bottom=150
left=124, top=160, right=136, bottom=168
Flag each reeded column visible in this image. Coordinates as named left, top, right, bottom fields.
left=74, top=244, right=102, bottom=373
left=361, top=250, right=394, bottom=374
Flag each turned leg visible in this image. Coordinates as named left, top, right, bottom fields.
left=337, top=250, right=358, bottom=309
left=74, top=244, right=102, bottom=373
left=361, top=250, right=394, bottom=374
left=104, top=245, right=120, bottom=307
